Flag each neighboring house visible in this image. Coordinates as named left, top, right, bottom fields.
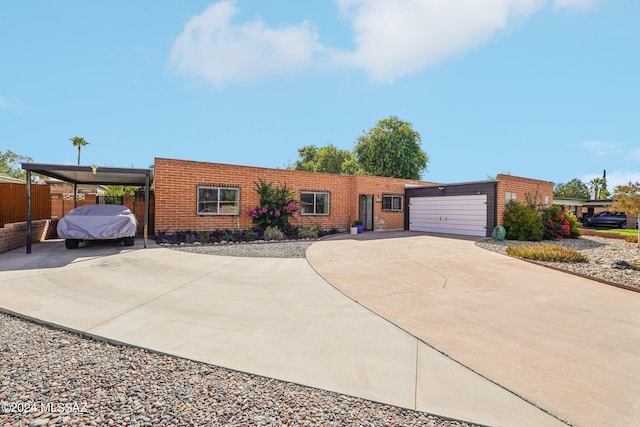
left=154, top=158, right=554, bottom=238
left=154, top=157, right=436, bottom=233
left=0, top=174, right=25, bottom=183
left=553, top=198, right=637, bottom=228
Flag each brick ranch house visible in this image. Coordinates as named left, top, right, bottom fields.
left=153, top=157, right=554, bottom=238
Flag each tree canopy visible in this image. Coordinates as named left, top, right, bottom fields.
left=354, top=116, right=428, bottom=180
left=290, top=116, right=429, bottom=179
left=554, top=178, right=590, bottom=199
left=0, top=150, right=33, bottom=179
left=588, top=170, right=609, bottom=199
left=70, top=136, right=89, bottom=165
left=290, top=144, right=359, bottom=175
left=611, top=181, right=640, bottom=246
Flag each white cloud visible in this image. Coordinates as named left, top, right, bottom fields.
left=575, top=140, right=625, bottom=157
left=553, top=0, right=602, bottom=11
left=169, top=0, right=324, bottom=88
left=0, top=95, right=27, bottom=111
left=332, top=0, right=545, bottom=82
left=169, top=0, right=606, bottom=86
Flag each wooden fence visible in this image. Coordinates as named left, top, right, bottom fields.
left=0, top=183, right=51, bottom=228
left=1, top=183, right=154, bottom=235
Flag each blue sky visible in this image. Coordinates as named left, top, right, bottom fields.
left=1, top=0, right=638, bottom=191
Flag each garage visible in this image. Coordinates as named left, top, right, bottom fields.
left=405, top=181, right=497, bottom=238
left=409, top=195, right=488, bottom=237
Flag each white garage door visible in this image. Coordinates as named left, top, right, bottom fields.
left=409, top=195, right=487, bottom=237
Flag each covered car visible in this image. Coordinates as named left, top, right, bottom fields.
left=57, top=204, right=138, bottom=249
left=584, top=211, right=629, bottom=229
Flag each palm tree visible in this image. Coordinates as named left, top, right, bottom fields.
left=70, top=136, right=89, bottom=165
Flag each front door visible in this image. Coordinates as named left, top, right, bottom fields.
left=359, top=195, right=374, bottom=231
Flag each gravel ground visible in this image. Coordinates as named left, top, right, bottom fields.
left=476, top=235, right=640, bottom=291
left=170, top=240, right=315, bottom=258
left=0, top=313, right=474, bottom=427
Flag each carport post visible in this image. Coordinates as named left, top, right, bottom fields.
left=144, top=173, right=150, bottom=248
left=26, top=170, right=32, bottom=254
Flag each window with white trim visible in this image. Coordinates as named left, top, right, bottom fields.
left=300, top=191, right=330, bottom=215
left=382, top=194, right=403, bottom=211
left=197, top=186, right=239, bottom=215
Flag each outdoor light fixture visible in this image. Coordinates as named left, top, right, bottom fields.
left=91, top=165, right=98, bottom=174
left=438, top=186, right=445, bottom=191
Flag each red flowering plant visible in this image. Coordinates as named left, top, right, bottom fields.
left=541, top=206, right=580, bottom=240
left=247, top=178, right=298, bottom=231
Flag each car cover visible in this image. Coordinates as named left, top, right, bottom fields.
left=57, top=204, right=138, bottom=240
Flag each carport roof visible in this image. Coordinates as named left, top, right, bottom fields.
left=22, top=163, right=153, bottom=186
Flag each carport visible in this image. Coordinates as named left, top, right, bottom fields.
left=21, top=163, right=153, bottom=254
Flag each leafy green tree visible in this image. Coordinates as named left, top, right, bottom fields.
left=291, top=144, right=358, bottom=175
left=611, top=182, right=640, bottom=246
left=0, top=150, right=33, bottom=179
left=104, top=185, right=139, bottom=197
left=554, top=178, right=590, bottom=199
left=354, top=116, right=428, bottom=179
left=70, top=136, right=89, bottom=165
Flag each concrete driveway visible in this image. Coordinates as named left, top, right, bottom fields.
left=306, top=232, right=640, bottom=427
left=2, top=233, right=638, bottom=426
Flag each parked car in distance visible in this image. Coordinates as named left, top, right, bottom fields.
left=57, top=204, right=138, bottom=249
left=584, top=211, right=630, bottom=229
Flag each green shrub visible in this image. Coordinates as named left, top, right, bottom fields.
left=264, top=226, right=285, bottom=241
left=219, top=232, right=234, bottom=242
left=297, top=225, right=319, bottom=239
left=505, top=244, right=588, bottom=262
left=565, top=211, right=582, bottom=238
left=503, top=200, right=543, bottom=241
left=198, top=231, right=211, bottom=244
left=244, top=230, right=258, bottom=241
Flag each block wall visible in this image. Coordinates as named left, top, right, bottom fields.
left=0, top=219, right=58, bottom=254
left=153, top=157, right=433, bottom=233
left=496, top=174, right=554, bottom=225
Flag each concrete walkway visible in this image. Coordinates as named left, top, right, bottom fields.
left=306, top=232, right=640, bottom=427
left=0, top=235, right=624, bottom=426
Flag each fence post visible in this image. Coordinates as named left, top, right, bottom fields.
left=26, top=171, right=32, bottom=254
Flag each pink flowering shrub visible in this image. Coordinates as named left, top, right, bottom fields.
left=541, top=206, right=580, bottom=239
left=247, top=178, right=298, bottom=231
left=504, top=201, right=581, bottom=241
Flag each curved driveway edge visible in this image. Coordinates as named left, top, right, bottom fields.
left=306, top=231, right=640, bottom=427
left=0, top=238, right=565, bottom=427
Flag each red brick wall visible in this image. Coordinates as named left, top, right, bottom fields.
left=154, top=157, right=434, bottom=233
left=0, top=219, right=58, bottom=254
left=496, top=174, right=554, bottom=225
left=353, top=175, right=417, bottom=230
